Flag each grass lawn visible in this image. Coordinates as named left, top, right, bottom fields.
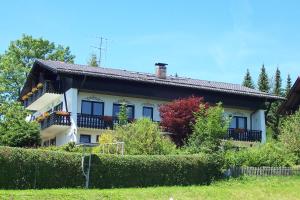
left=1, top=176, right=300, bottom=200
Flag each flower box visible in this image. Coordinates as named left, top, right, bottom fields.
left=27, top=92, right=33, bottom=97
left=55, top=111, right=70, bottom=116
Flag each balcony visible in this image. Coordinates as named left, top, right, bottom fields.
left=23, top=81, right=61, bottom=111
left=39, top=112, right=71, bottom=138
left=224, top=128, right=262, bottom=142
left=77, top=114, right=134, bottom=130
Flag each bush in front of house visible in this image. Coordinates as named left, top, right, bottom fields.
left=95, top=118, right=177, bottom=155
left=279, top=108, right=300, bottom=163
left=185, top=103, right=230, bottom=154
left=0, top=146, right=223, bottom=189
left=0, top=146, right=84, bottom=189
left=159, top=96, right=207, bottom=146
left=224, top=142, right=297, bottom=167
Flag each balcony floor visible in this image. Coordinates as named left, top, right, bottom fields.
left=41, top=125, right=71, bottom=139
left=27, top=93, right=61, bottom=110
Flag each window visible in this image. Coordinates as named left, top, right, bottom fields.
left=81, top=100, right=104, bottom=116
left=96, top=135, right=100, bottom=143
left=143, top=107, right=153, bottom=120
left=113, top=104, right=135, bottom=119
left=53, top=102, right=63, bottom=111
left=230, top=116, right=247, bottom=129
left=80, top=134, right=91, bottom=143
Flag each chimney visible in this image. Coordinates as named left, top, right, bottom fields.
left=155, top=63, right=167, bottom=79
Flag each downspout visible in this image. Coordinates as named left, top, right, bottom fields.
left=60, top=76, right=68, bottom=113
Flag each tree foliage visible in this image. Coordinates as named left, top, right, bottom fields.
left=242, top=69, right=255, bottom=89
left=0, top=102, right=40, bottom=147
left=0, top=34, right=75, bottom=101
left=273, top=67, right=283, bottom=96
left=279, top=108, right=300, bottom=163
left=118, top=103, right=128, bottom=126
left=285, top=74, right=292, bottom=97
left=88, top=54, right=98, bottom=67
left=186, top=103, right=230, bottom=154
left=104, top=118, right=176, bottom=155
left=257, top=64, right=270, bottom=93
left=159, top=96, right=206, bottom=146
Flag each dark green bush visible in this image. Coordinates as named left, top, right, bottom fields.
left=0, top=146, right=223, bottom=189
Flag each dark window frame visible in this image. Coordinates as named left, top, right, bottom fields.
left=80, top=134, right=91, bottom=143
left=142, top=106, right=153, bottom=120
left=81, top=100, right=104, bottom=116
left=112, top=103, right=135, bottom=119
left=232, top=116, right=247, bottom=129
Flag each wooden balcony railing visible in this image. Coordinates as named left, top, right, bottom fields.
left=23, top=80, right=60, bottom=108
left=225, top=128, right=262, bottom=142
left=77, top=114, right=133, bottom=129
left=40, top=112, right=71, bottom=130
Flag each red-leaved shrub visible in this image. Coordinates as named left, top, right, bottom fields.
left=159, top=96, right=208, bottom=146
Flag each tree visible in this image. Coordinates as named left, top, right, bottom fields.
left=257, top=64, right=270, bottom=93
left=87, top=54, right=98, bottom=67
left=118, top=103, right=128, bottom=126
left=0, top=102, right=40, bottom=147
left=267, top=68, right=283, bottom=139
left=285, top=74, right=292, bottom=97
left=159, top=96, right=207, bottom=146
left=186, top=103, right=229, bottom=154
left=273, top=67, right=283, bottom=96
left=0, top=34, right=75, bottom=102
left=242, top=69, right=255, bottom=89
left=279, top=108, right=300, bottom=162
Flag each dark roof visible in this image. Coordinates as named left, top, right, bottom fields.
left=35, top=59, right=283, bottom=100
left=278, top=77, right=300, bottom=114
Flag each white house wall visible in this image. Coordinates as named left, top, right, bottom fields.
left=78, top=91, right=168, bottom=121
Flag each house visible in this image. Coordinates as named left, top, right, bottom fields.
left=278, top=77, right=300, bottom=114
left=20, top=60, right=282, bottom=146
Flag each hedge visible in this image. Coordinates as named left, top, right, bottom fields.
left=0, top=146, right=223, bottom=189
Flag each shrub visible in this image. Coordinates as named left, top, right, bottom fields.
left=279, top=109, right=300, bottom=163
left=0, top=146, right=223, bottom=189
left=186, top=103, right=229, bottom=154
left=0, top=102, right=40, bottom=147
left=159, top=96, right=207, bottom=145
left=224, top=142, right=296, bottom=167
left=114, top=118, right=176, bottom=155
left=0, top=146, right=84, bottom=189
left=40, top=142, right=82, bottom=153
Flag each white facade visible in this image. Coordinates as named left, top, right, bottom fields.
left=33, top=88, right=267, bottom=146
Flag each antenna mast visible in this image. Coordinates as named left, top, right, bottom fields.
left=91, top=36, right=108, bottom=67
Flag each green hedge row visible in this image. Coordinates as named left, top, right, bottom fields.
left=0, top=146, right=223, bottom=189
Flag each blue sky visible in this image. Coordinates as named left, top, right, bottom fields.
left=1, top=0, right=299, bottom=87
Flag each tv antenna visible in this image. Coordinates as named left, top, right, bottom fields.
left=91, top=36, right=108, bottom=67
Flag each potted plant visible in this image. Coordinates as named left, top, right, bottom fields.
left=27, top=92, right=33, bottom=97
left=37, top=83, right=43, bottom=89
left=21, top=95, right=29, bottom=101
left=31, top=87, right=38, bottom=93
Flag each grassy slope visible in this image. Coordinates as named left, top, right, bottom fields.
left=1, top=176, right=300, bottom=200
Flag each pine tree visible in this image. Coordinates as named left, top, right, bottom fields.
left=242, top=69, right=255, bottom=89
left=88, top=54, right=98, bottom=67
left=273, top=67, right=282, bottom=96
left=267, top=67, right=283, bottom=139
left=285, top=74, right=292, bottom=97
left=257, top=64, right=270, bottom=93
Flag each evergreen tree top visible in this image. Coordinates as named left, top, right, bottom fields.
left=242, top=69, right=255, bottom=89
